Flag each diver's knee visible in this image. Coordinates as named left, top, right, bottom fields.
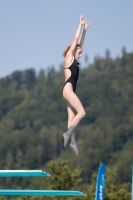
left=79, top=110, right=86, bottom=119
left=82, top=111, right=86, bottom=118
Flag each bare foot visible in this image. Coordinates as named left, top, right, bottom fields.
left=63, top=132, right=70, bottom=147
left=70, top=142, right=78, bottom=155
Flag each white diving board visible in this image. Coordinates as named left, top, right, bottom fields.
left=0, top=170, right=50, bottom=177
left=0, top=189, right=86, bottom=196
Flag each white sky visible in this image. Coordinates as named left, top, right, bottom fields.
left=0, top=0, right=133, bottom=78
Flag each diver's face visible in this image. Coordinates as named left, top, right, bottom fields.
left=74, top=47, right=83, bottom=60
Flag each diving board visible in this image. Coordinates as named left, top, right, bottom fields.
left=0, top=189, right=86, bottom=196
left=0, top=169, right=86, bottom=197
left=0, top=170, right=50, bottom=177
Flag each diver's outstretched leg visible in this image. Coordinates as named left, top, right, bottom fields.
left=63, top=126, right=74, bottom=147
left=63, top=111, right=85, bottom=147
left=63, top=132, right=71, bottom=147
left=70, top=131, right=78, bottom=155
left=63, top=91, right=85, bottom=148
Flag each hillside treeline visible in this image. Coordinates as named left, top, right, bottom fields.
left=0, top=48, right=133, bottom=191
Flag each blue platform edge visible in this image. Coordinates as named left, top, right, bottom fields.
left=0, top=190, right=87, bottom=196
left=95, top=164, right=106, bottom=200
left=0, top=170, right=51, bottom=177
left=131, top=167, right=133, bottom=200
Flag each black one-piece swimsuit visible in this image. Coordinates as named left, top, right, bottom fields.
left=62, top=59, right=79, bottom=93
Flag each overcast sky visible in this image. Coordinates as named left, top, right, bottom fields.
left=0, top=0, right=133, bottom=78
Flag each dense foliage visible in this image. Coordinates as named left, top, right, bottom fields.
left=0, top=48, right=133, bottom=197
left=0, top=160, right=131, bottom=200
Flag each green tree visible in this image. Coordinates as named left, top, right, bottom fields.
left=43, top=159, right=83, bottom=190
left=0, top=197, right=7, bottom=200
left=105, top=168, right=130, bottom=200
left=16, top=159, right=83, bottom=200
left=82, top=167, right=131, bottom=200
left=16, top=163, right=131, bottom=200
left=24, top=68, right=36, bottom=89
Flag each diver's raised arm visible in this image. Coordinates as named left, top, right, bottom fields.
left=78, top=19, right=90, bottom=46
left=66, top=15, right=84, bottom=56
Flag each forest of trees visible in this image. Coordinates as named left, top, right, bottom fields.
left=0, top=48, right=133, bottom=199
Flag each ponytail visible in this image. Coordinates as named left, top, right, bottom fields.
left=63, top=44, right=82, bottom=57
left=63, top=45, right=71, bottom=57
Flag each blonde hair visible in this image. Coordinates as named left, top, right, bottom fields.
left=63, top=44, right=82, bottom=57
